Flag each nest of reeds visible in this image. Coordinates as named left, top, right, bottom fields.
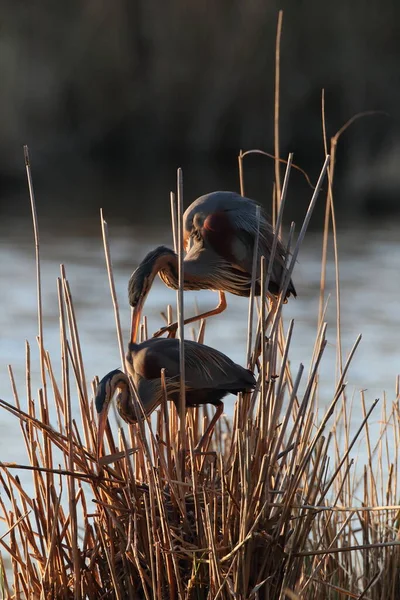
left=1, top=137, right=400, bottom=600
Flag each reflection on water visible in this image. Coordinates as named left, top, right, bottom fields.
left=0, top=216, right=400, bottom=470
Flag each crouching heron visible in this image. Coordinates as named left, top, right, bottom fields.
left=95, top=337, right=256, bottom=457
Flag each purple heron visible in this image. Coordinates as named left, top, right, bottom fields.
left=95, top=338, right=256, bottom=457
left=128, top=191, right=296, bottom=338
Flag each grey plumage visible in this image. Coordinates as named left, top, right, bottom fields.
left=183, top=191, right=296, bottom=297
left=127, top=190, right=296, bottom=338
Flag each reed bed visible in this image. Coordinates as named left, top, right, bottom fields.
left=1, top=147, right=400, bottom=600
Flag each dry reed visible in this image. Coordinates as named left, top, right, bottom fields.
left=0, top=142, right=399, bottom=600
left=0, top=146, right=400, bottom=600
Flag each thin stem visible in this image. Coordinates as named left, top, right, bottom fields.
left=176, top=168, right=186, bottom=455
left=24, top=146, right=46, bottom=402
left=170, top=192, right=178, bottom=253
left=274, top=10, right=283, bottom=221
left=100, top=210, right=125, bottom=371
left=246, top=205, right=261, bottom=366
left=238, top=150, right=245, bottom=196
left=264, top=153, right=293, bottom=297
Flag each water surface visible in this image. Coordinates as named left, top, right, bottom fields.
left=0, top=216, right=399, bottom=468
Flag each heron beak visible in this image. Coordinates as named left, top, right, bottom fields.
left=130, top=301, right=143, bottom=343
left=97, top=401, right=111, bottom=459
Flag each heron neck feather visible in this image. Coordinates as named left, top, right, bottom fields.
left=152, top=251, right=177, bottom=275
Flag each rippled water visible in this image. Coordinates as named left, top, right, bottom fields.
left=0, top=216, right=399, bottom=470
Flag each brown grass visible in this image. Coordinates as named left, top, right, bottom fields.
left=0, top=141, right=400, bottom=600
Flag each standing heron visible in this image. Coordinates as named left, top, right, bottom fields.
left=95, top=338, right=256, bottom=457
left=128, top=191, right=296, bottom=338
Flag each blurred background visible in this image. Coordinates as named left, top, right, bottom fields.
left=0, top=2, right=399, bottom=465
left=0, top=0, right=398, bottom=220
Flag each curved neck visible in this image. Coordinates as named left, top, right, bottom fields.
left=108, top=371, right=130, bottom=404
left=148, top=247, right=178, bottom=288
left=112, top=370, right=130, bottom=389
left=152, top=245, right=209, bottom=290
left=108, top=370, right=139, bottom=425
left=144, top=245, right=209, bottom=289
left=116, top=372, right=162, bottom=422
left=129, top=246, right=178, bottom=342
left=131, top=246, right=179, bottom=295
left=116, top=382, right=136, bottom=424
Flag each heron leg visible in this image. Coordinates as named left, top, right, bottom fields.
left=152, top=291, right=227, bottom=338
left=193, top=401, right=224, bottom=453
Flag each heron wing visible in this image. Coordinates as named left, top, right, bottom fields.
left=227, top=205, right=289, bottom=273
left=183, top=340, right=250, bottom=390
left=183, top=191, right=295, bottom=297
left=184, top=191, right=288, bottom=273
left=132, top=338, right=254, bottom=392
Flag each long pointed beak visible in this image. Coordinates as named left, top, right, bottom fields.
left=97, top=405, right=110, bottom=459
left=131, top=301, right=143, bottom=343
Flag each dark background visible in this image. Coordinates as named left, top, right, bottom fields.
left=0, top=1, right=398, bottom=223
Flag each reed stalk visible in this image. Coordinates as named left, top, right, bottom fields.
left=176, top=167, right=186, bottom=460
left=0, top=141, right=399, bottom=599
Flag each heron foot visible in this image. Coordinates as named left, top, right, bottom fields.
left=153, top=323, right=178, bottom=338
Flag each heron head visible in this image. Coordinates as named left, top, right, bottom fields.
left=95, top=368, right=128, bottom=458
left=128, top=246, right=175, bottom=342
